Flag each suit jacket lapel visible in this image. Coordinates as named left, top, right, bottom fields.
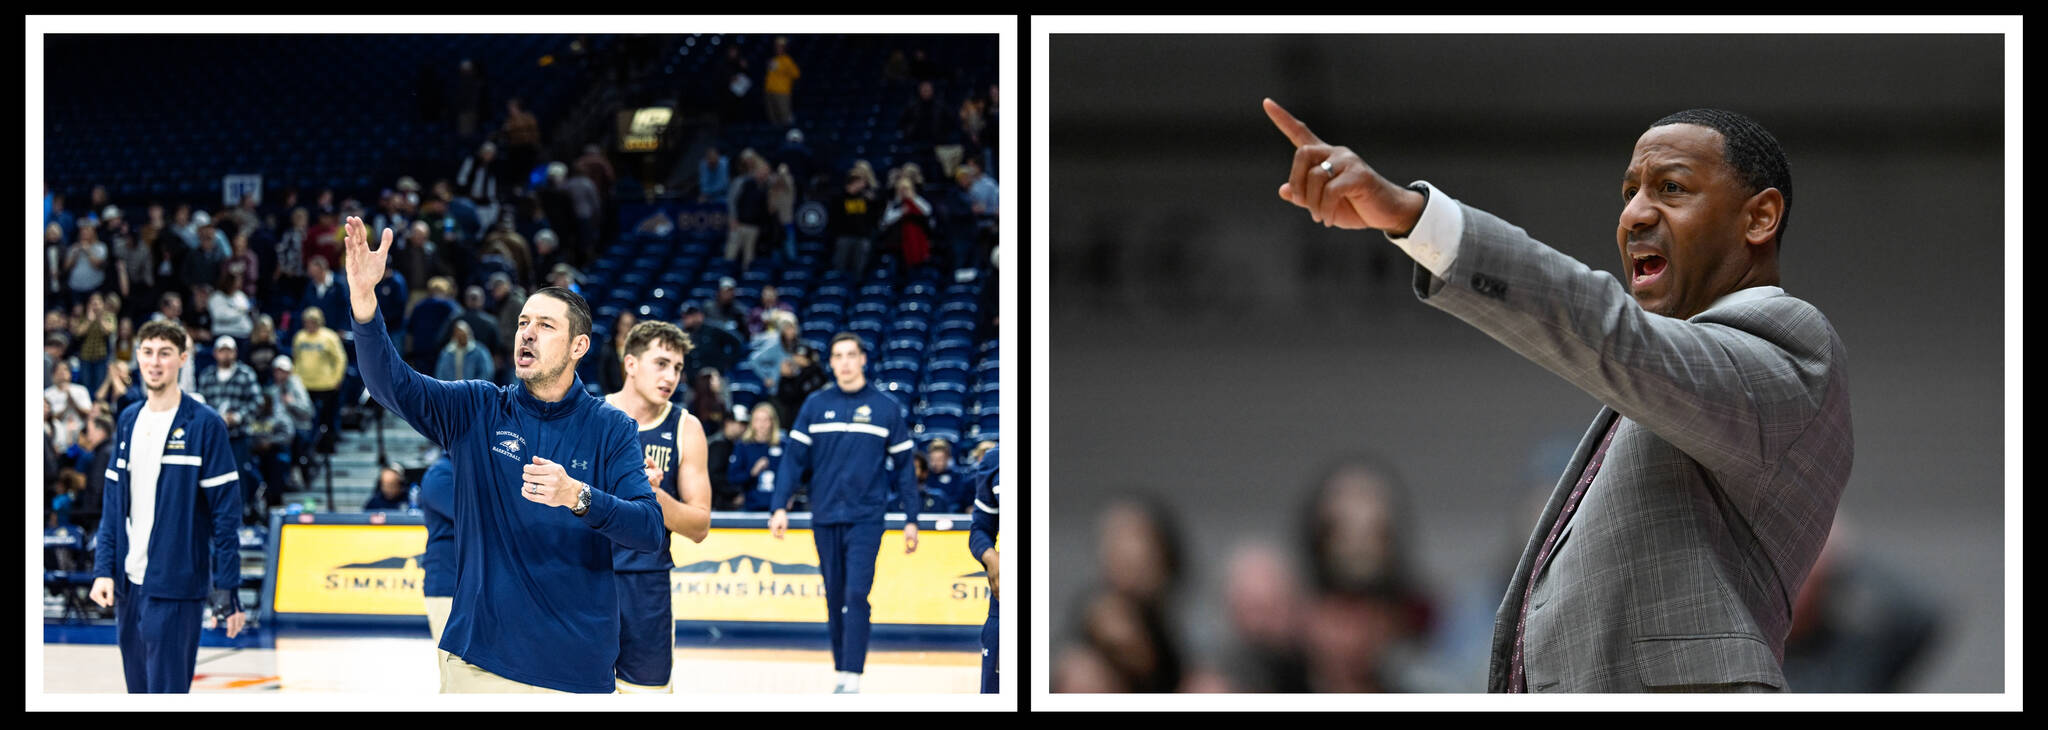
left=1488, top=405, right=1619, bottom=691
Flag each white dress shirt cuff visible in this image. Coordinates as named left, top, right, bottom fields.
left=1383, top=180, right=1464, bottom=280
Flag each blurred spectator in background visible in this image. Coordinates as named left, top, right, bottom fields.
left=595, top=310, right=636, bottom=395
left=500, top=97, right=542, bottom=188
left=274, top=207, right=311, bottom=307
left=533, top=232, right=567, bottom=286
left=372, top=190, right=411, bottom=245
left=393, top=220, right=435, bottom=293
left=899, top=81, right=948, bottom=147
left=46, top=222, right=66, bottom=302
left=829, top=161, right=882, bottom=276
left=706, top=415, right=745, bottom=509
left=170, top=203, right=199, bottom=250
left=305, top=210, right=342, bottom=272
left=1218, top=541, right=1311, bottom=692
left=764, top=36, right=801, bottom=128
left=225, top=194, right=261, bottom=242
left=698, top=147, right=731, bottom=204
left=302, top=256, right=351, bottom=345
left=405, top=277, right=459, bottom=374
left=44, top=360, right=92, bottom=452
left=1054, top=494, right=1188, bottom=693
left=879, top=177, right=935, bottom=272
left=49, top=191, right=77, bottom=243
left=488, top=273, right=527, bottom=365
left=773, top=343, right=827, bottom=430
left=768, top=163, right=799, bottom=262
left=979, top=83, right=999, bottom=176
left=453, top=58, right=485, bottom=139
left=261, top=355, right=315, bottom=496
left=775, top=128, right=817, bottom=194
left=435, top=320, right=494, bottom=383
left=224, top=231, right=260, bottom=301
left=719, top=44, right=751, bottom=125
left=1297, top=457, right=1438, bottom=692
left=117, top=222, right=159, bottom=322
left=209, top=271, right=256, bottom=350
left=458, top=141, right=504, bottom=230
left=744, top=311, right=800, bottom=388
left=687, top=366, right=730, bottom=438
left=544, top=262, right=581, bottom=297
left=180, top=219, right=227, bottom=295
left=292, top=306, right=346, bottom=454
left=730, top=401, right=784, bottom=511
left=706, top=277, right=744, bottom=335
left=70, top=413, right=116, bottom=534
left=477, top=224, right=531, bottom=299
left=312, top=188, right=337, bottom=219
left=183, top=285, right=216, bottom=352
left=746, top=285, right=797, bottom=341
left=197, top=335, right=263, bottom=523
left=244, top=315, right=282, bottom=377
left=441, top=286, right=501, bottom=362
left=69, top=293, right=117, bottom=395
left=374, top=261, right=410, bottom=338
left=364, top=465, right=415, bottom=512
left=1781, top=518, right=1943, bottom=692
left=726, top=151, right=773, bottom=271
left=920, top=440, right=964, bottom=512
left=575, top=144, right=615, bottom=204
left=62, top=220, right=109, bottom=310
left=548, top=162, right=601, bottom=267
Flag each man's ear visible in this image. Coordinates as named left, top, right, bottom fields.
left=572, top=333, right=590, bottom=362
left=1744, top=187, right=1785, bottom=248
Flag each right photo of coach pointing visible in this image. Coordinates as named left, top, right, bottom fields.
left=1263, top=98, right=1849, bottom=692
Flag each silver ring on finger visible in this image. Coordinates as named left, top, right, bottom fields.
left=1320, top=160, right=1335, bottom=176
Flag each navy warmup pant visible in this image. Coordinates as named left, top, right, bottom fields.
left=981, top=598, right=999, bottom=693
left=812, top=521, right=884, bottom=674
left=114, top=578, right=204, bottom=693
left=614, top=570, right=675, bottom=690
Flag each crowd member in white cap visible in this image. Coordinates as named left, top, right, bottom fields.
left=252, top=354, right=313, bottom=503
left=194, top=335, right=263, bottom=524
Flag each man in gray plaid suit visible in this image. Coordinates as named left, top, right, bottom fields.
left=1264, top=100, right=1853, bottom=692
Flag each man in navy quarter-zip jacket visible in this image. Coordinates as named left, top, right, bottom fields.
left=338, top=216, right=663, bottom=693
left=769, top=332, right=920, bottom=694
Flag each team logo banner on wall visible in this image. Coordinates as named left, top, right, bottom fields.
left=271, top=524, right=429, bottom=615
left=671, top=529, right=988, bottom=626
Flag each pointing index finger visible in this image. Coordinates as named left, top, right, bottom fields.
left=1263, top=98, right=1321, bottom=148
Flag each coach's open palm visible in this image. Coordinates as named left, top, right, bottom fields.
left=342, top=216, right=392, bottom=324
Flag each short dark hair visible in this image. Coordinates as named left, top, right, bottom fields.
left=530, top=286, right=592, bottom=342
left=1650, top=108, right=1793, bottom=248
left=135, top=319, right=189, bottom=354
left=829, top=332, right=867, bottom=356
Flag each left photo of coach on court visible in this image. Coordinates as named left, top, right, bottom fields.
left=35, top=26, right=1006, bottom=698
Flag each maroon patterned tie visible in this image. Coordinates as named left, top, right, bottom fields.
left=1508, top=415, right=1622, bottom=693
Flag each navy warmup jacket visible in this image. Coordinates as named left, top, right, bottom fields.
left=771, top=383, right=919, bottom=525
left=93, top=394, right=243, bottom=603
left=353, top=308, right=662, bottom=694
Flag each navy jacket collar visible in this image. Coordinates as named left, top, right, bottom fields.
left=514, top=374, right=588, bottom=420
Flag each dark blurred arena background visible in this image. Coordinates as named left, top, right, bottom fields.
left=1050, top=33, right=2006, bottom=694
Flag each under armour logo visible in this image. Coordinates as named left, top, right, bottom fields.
left=824, top=411, right=836, bottom=419
left=661, top=432, right=672, bottom=440
left=572, top=459, right=589, bottom=470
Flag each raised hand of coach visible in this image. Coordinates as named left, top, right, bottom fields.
left=520, top=455, right=586, bottom=510
left=342, top=215, right=392, bottom=325
left=1263, top=98, right=1427, bottom=236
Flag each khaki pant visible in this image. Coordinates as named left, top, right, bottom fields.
left=439, top=652, right=569, bottom=694
left=725, top=224, right=761, bottom=269
left=425, top=595, right=453, bottom=689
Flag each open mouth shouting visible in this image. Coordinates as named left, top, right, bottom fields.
left=516, top=344, right=538, bottom=369
left=1630, top=248, right=1669, bottom=292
